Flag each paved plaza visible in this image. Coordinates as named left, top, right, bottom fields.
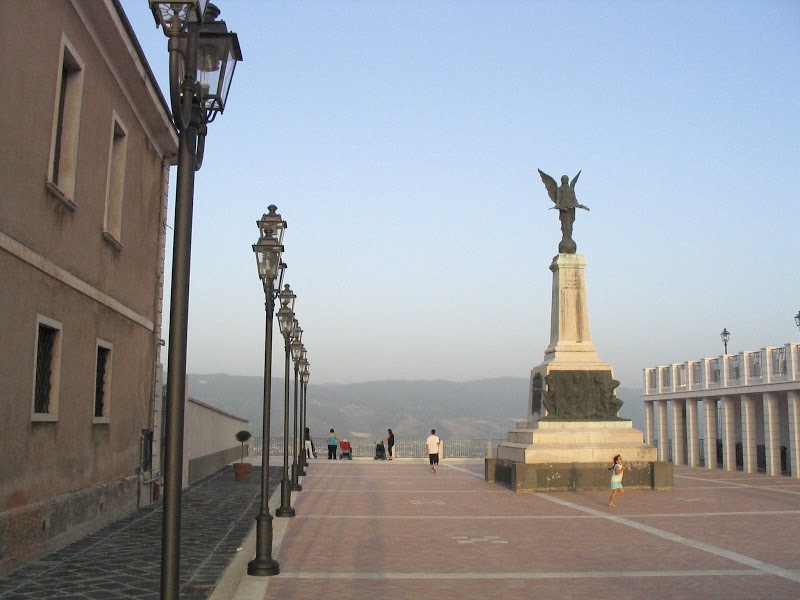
left=2, top=459, right=799, bottom=599
left=230, top=459, right=800, bottom=600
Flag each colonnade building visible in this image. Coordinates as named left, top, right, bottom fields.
left=640, top=342, right=800, bottom=478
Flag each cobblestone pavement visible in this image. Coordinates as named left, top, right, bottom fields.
left=0, top=466, right=281, bottom=600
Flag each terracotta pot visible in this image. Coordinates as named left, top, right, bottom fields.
left=233, top=462, right=251, bottom=481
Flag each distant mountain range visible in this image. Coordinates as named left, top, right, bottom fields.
left=186, top=373, right=646, bottom=442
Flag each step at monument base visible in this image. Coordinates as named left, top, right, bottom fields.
left=487, top=420, right=671, bottom=492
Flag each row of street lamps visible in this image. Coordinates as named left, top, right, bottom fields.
left=249, top=206, right=311, bottom=575
left=149, top=0, right=316, bottom=591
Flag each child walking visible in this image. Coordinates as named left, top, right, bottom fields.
left=608, top=454, right=625, bottom=507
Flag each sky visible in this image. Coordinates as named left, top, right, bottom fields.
left=119, top=0, right=800, bottom=390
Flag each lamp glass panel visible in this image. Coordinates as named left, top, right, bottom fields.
left=290, top=339, right=303, bottom=361
left=277, top=307, right=294, bottom=336
left=253, top=239, right=282, bottom=280
left=197, top=32, right=241, bottom=114
left=258, top=210, right=286, bottom=245
left=279, top=286, right=296, bottom=311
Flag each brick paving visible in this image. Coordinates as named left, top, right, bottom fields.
left=0, top=465, right=280, bottom=600
left=230, top=460, right=800, bottom=600
left=2, top=460, right=799, bottom=599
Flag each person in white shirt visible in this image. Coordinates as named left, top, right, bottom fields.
left=425, top=429, right=442, bottom=473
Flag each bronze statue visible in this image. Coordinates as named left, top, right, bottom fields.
left=538, top=169, right=589, bottom=254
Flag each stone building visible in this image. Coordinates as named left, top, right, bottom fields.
left=641, top=342, right=800, bottom=478
left=0, top=0, right=177, bottom=572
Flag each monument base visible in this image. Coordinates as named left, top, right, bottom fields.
left=489, top=420, right=672, bottom=492
left=486, top=458, right=673, bottom=492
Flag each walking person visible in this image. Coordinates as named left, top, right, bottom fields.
left=304, top=427, right=316, bottom=459
left=608, top=454, right=626, bottom=506
left=383, top=428, right=395, bottom=460
left=425, top=429, right=442, bottom=473
left=326, top=429, right=339, bottom=460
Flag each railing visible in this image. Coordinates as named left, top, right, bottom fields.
left=691, top=362, right=703, bottom=387
left=251, top=437, right=496, bottom=459
left=642, top=342, right=799, bottom=396
left=772, top=347, right=786, bottom=376
left=661, top=367, right=671, bottom=388
left=710, top=358, right=720, bottom=383
left=748, top=351, right=762, bottom=379
left=676, top=364, right=687, bottom=388
left=647, top=368, right=657, bottom=390
left=728, top=355, right=740, bottom=380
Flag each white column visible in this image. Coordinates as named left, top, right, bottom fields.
left=740, top=394, right=757, bottom=473
left=720, top=396, right=737, bottom=472
left=671, top=399, right=685, bottom=465
left=656, top=400, right=669, bottom=462
left=788, top=390, right=800, bottom=479
left=645, top=401, right=655, bottom=445
left=763, top=392, right=781, bottom=476
left=703, top=397, right=718, bottom=469
left=686, top=399, right=700, bottom=467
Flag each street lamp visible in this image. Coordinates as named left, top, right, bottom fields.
left=149, top=2, right=242, bottom=597
left=276, top=285, right=297, bottom=517
left=721, top=328, right=730, bottom=354
left=795, top=311, right=800, bottom=331
left=246, top=206, right=286, bottom=577
left=300, top=350, right=310, bottom=467
left=289, top=331, right=304, bottom=492
left=298, top=351, right=309, bottom=475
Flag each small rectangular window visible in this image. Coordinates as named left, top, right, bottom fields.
left=32, top=316, right=62, bottom=421
left=94, top=342, right=112, bottom=422
left=47, top=37, right=84, bottom=209
left=103, top=116, right=127, bottom=248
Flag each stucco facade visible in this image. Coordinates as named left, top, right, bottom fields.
left=0, top=0, right=177, bottom=572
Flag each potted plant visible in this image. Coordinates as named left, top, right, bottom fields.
left=233, top=430, right=252, bottom=481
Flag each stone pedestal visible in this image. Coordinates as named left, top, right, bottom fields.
left=493, top=253, right=668, bottom=491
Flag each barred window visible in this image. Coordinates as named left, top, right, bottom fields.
left=94, top=344, right=112, bottom=419
left=33, top=317, right=62, bottom=420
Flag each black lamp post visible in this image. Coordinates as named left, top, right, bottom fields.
left=302, top=359, right=310, bottom=467
left=148, top=2, right=242, bottom=597
left=794, top=311, right=800, bottom=331
left=246, top=206, right=286, bottom=577
left=298, top=352, right=309, bottom=475
left=276, top=285, right=297, bottom=517
left=721, top=328, right=730, bottom=354
left=289, top=330, right=304, bottom=491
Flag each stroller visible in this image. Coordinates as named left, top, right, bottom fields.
left=374, top=441, right=387, bottom=460
left=339, top=439, right=352, bottom=460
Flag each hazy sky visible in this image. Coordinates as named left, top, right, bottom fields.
left=120, top=0, right=799, bottom=389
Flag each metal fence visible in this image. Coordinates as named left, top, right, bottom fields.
left=251, top=437, right=499, bottom=459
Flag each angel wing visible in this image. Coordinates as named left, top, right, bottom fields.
left=570, top=170, right=581, bottom=190
left=538, top=169, right=558, bottom=203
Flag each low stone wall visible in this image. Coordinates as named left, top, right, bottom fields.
left=184, top=397, right=249, bottom=486
left=0, top=475, right=138, bottom=574
left=188, top=446, right=242, bottom=484
left=486, top=458, right=673, bottom=492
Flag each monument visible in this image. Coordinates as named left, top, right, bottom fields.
left=487, top=170, right=671, bottom=492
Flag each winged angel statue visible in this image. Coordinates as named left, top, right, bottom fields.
left=538, top=169, right=590, bottom=254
